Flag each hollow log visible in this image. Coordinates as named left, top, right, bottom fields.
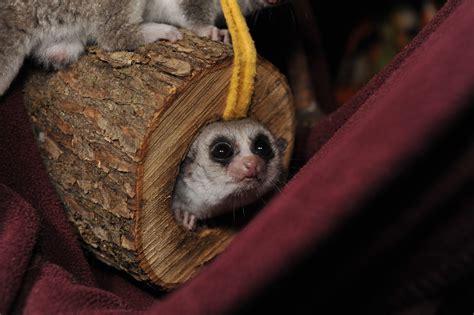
left=24, top=31, right=295, bottom=289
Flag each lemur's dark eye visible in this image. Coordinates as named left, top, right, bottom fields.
left=252, top=134, right=274, bottom=160
left=210, top=139, right=234, bottom=164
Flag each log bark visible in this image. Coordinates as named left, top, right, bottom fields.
left=24, top=31, right=295, bottom=289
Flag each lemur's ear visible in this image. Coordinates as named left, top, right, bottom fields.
left=275, top=137, right=288, bottom=155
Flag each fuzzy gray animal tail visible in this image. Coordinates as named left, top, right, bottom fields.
left=0, top=31, right=30, bottom=96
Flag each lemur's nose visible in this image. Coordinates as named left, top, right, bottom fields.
left=228, top=155, right=265, bottom=181
left=242, top=155, right=262, bottom=178
left=242, top=156, right=258, bottom=178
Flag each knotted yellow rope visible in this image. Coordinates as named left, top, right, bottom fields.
left=221, top=0, right=257, bottom=121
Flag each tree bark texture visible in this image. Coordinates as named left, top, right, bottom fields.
left=24, top=31, right=295, bottom=289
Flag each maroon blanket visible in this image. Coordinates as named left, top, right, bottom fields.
left=1, top=0, right=473, bottom=313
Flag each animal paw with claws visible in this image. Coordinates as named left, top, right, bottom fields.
left=192, top=25, right=231, bottom=45
left=174, top=209, right=198, bottom=231
left=141, top=23, right=183, bottom=44
left=36, top=41, right=85, bottom=69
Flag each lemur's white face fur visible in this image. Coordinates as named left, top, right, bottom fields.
left=172, top=119, right=287, bottom=227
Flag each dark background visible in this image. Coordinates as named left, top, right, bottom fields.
left=249, top=0, right=446, bottom=112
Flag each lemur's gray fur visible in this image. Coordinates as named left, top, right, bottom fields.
left=0, top=0, right=276, bottom=96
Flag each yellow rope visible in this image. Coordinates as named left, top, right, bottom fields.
left=221, top=0, right=257, bottom=121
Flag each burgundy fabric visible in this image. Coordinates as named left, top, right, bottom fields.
left=1, top=0, right=473, bottom=314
